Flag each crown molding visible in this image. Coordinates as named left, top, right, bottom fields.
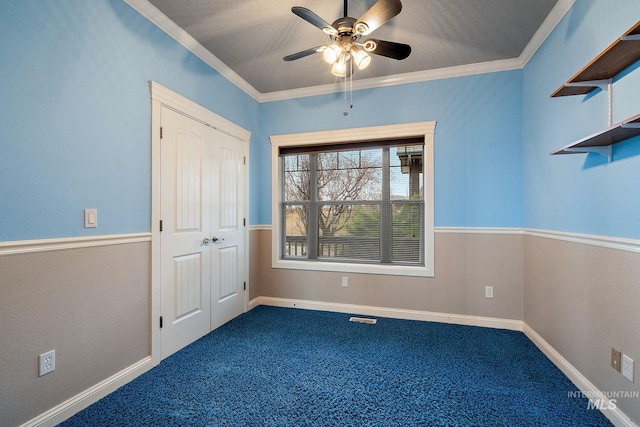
left=518, top=0, right=576, bottom=67
left=260, top=58, right=523, bottom=102
left=123, top=0, right=262, bottom=102
left=125, top=0, right=575, bottom=104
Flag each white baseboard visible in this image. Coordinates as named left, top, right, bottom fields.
left=22, top=307, right=636, bottom=427
left=21, top=356, right=153, bottom=427
left=251, top=296, right=523, bottom=331
left=523, top=324, right=637, bottom=427
left=248, top=297, right=262, bottom=311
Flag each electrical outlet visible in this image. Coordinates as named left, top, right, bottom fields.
left=611, top=348, right=621, bottom=372
left=341, top=276, right=349, bottom=288
left=39, top=350, right=56, bottom=376
left=485, top=286, right=493, bottom=298
left=622, top=355, right=634, bottom=382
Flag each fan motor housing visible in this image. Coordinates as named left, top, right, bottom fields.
left=331, top=17, right=358, bottom=39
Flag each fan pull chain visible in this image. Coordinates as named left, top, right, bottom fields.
left=350, top=61, right=353, bottom=110
left=343, top=66, right=348, bottom=115
left=343, top=60, right=354, bottom=116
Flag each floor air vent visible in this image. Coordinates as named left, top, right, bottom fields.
left=349, top=317, right=377, bottom=324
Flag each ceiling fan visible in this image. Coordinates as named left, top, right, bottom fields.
left=283, top=0, right=411, bottom=78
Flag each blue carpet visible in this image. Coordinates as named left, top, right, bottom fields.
left=60, top=306, right=612, bottom=426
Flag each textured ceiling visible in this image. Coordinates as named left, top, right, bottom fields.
left=146, top=0, right=560, bottom=94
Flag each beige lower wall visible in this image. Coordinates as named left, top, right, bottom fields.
left=0, top=242, right=150, bottom=427
left=250, top=228, right=523, bottom=320
left=6, top=230, right=638, bottom=425
left=524, top=235, right=640, bottom=423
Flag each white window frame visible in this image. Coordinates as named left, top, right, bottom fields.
left=271, top=121, right=435, bottom=277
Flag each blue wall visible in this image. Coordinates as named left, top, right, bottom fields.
left=256, top=71, right=524, bottom=227
left=522, top=1, right=640, bottom=239
left=0, top=0, right=259, bottom=241
left=3, top=0, right=639, bottom=242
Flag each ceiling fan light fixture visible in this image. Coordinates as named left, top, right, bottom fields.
left=363, top=39, right=377, bottom=52
left=322, top=26, right=338, bottom=35
left=323, top=44, right=342, bottom=64
left=351, top=46, right=371, bottom=70
left=331, top=54, right=347, bottom=77
left=354, top=22, right=369, bottom=35
left=285, top=0, right=410, bottom=113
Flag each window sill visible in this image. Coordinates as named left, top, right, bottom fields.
left=272, top=258, right=434, bottom=277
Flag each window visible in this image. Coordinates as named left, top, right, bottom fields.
left=281, top=142, right=424, bottom=264
left=271, top=122, right=435, bottom=277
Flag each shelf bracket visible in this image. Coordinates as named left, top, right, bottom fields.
left=620, top=123, right=640, bottom=129
left=563, top=145, right=612, bottom=162
left=564, top=79, right=612, bottom=91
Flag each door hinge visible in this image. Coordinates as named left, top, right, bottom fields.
left=243, top=218, right=246, bottom=227
left=160, top=316, right=163, bottom=329
left=160, top=126, right=163, bottom=139
left=243, top=156, right=246, bottom=165
left=159, top=220, right=163, bottom=232
left=243, top=281, right=246, bottom=291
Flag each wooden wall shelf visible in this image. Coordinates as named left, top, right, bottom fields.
left=550, top=21, right=640, bottom=162
left=551, top=21, right=640, bottom=98
left=550, top=114, right=640, bottom=162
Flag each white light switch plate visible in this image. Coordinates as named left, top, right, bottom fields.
left=84, top=209, right=97, bottom=228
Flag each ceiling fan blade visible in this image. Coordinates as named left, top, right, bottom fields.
left=283, top=46, right=325, bottom=61
left=291, top=6, right=338, bottom=35
left=354, top=0, right=402, bottom=35
left=366, top=39, right=411, bottom=60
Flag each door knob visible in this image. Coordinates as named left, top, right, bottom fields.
left=202, top=237, right=211, bottom=245
left=211, top=236, right=219, bottom=242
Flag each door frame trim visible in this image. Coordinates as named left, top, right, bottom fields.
left=150, top=81, right=251, bottom=366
